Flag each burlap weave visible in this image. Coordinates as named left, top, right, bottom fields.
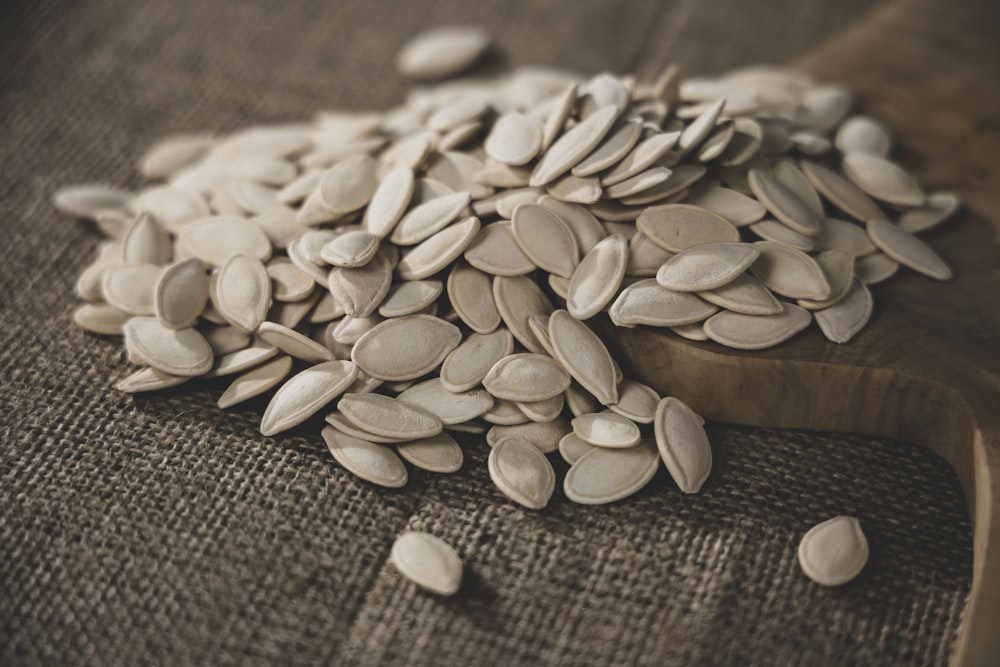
left=0, top=1, right=974, bottom=665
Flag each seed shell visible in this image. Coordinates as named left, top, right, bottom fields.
left=654, top=397, right=712, bottom=493
left=798, top=516, right=869, bottom=586
left=261, top=360, right=358, bottom=435
left=487, top=437, right=556, bottom=509
left=322, top=426, right=408, bottom=488
left=563, top=439, right=660, bottom=505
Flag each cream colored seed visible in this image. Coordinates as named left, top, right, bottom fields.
left=488, top=437, right=556, bottom=510
left=563, top=439, right=660, bottom=505
left=396, top=433, right=464, bottom=474
left=351, top=315, right=461, bottom=381
left=798, top=516, right=869, bottom=586
left=337, top=393, right=443, bottom=440
left=260, top=360, right=358, bottom=436
left=654, top=397, right=712, bottom=494
left=398, top=378, right=495, bottom=425
left=567, top=234, right=628, bottom=320
left=322, top=426, right=408, bottom=488
left=483, top=353, right=571, bottom=403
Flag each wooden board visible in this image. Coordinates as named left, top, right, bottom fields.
left=604, top=1, right=1000, bottom=665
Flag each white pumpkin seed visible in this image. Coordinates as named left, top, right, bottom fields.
left=548, top=309, right=618, bottom=406
left=537, top=196, right=606, bottom=254
left=320, top=231, right=380, bottom=268
left=571, top=119, right=642, bottom=176
left=703, top=304, right=812, bottom=350
left=217, top=355, right=293, bottom=408
left=103, top=264, right=162, bottom=316
left=322, top=426, right=408, bottom=488
left=656, top=242, right=759, bottom=291
left=510, top=203, right=579, bottom=278
left=390, top=191, right=471, bottom=246
left=123, top=317, right=214, bottom=377
left=685, top=186, right=766, bottom=226
left=813, top=218, right=876, bottom=256
left=328, top=251, right=393, bottom=317
left=609, top=279, right=718, bottom=327
left=260, top=360, right=358, bottom=435
left=751, top=242, right=831, bottom=300
left=567, top=234, right=628, bottom=320
left=800, top=160, right=883, bottom=222
left=257, top=322, right=333, bottom=362
left=866, top=217, right=951, bottom=280
left=835, top=115, right=891, bottom=157
left=122, top=212, right=172, bottom=265
left=557, top=432, right=597, bottom=464
left=516, top=393, right=565, bottom=423
left=116, top=366, right=191, bottom=393
left=608, top=380, right=660, bottom=424
left=487, top=437, right=556, bottom=510
left=855, top=252, right=900, bottom=284
left=485, top=112, right=543, bottom=166
left=73, top=303, right=131, bottom=335
left=337, top=393, right=442, bottom=440
left=396, top=26, right=491, bottom=80
left=530, top=105, right=619, bottom=187
left=483, top=353, right=571, bottom=402
left=440, top=329, right=514, bottom=392
left=215, top=254, right=272, bottom=333
left=319, top=154, right=377, bottom=215
left=600, top=131, right=680, bottom=186
left=492, top=275, right=554, bottom=354
left=463, top=220, right=536, bottom=276
left=637, top=204, right=739, bottom=252
left=897, top=192, right=959, bottom=234
left=379, top=280, right=442, bottom=318
left=748, top=168, right=820, bottom=236
left=351, top=314, right=461, bottom=381
left=545, top=174, right=602, bottom=204
left=204, top=339, right=279, bottom=378
left=842, top=153, right=924, bottom=207
left=563, top=439, right=659, bottom=505
left=814, top=279, right=873, bottom=344
left=155, top=258, right=208, bottom=329
left=572, top=411, right=641, bottom=448
left=178, top=215, right=272, bottom=267
left=486, top=419, right=570, bottom=454
left=798, top=516, right=868, bottom=586
left=447, top=262, right=501, bottom=333
left=396, top=433, right=464, bottom=474
left=654, top=397, right=711, bottom=493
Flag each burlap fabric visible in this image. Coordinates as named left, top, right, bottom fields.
left=0, top=1, right=974, bottom=665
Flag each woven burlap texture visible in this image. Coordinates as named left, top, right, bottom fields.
left=0, top=1, right=972, bottom=665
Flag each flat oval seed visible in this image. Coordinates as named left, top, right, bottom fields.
left=485, top=112, right=543, bottom=166
left=483, top=399, right=530, bottom=426
left=257, top=322, right=333, bottom=362
left=897, top=192, right=960, bottom=234
left=798, top=516, right=869, bottom=586
left=654, top=397, right=712, bottom=493
left=637, top=204, right=739, bottom=252
left=319, top=154, right=377, bottom=214
left=391, top=531, right=462, bottom=595
left=656, top=242, right=760, bottom=291
left=178, top=216, right=272, bottom=267
left=379, top=280, right=443, bottom=318
left=773, top=160, right=825, bottom=219
left=813, top=218, right=876, bottom=256
left=601, top=131, right=680, bottom=186
left=538, top=196, right=606, bottom=254
left=362, top=166, right=415, bottom=239
left=74, top=303, right=131, bottom=335
left=541, top=83, right=577, bottom=150
left=800, top=160, right=883, bottom=222
left=390, top=191, right=471, bottom=246
left=572, top=119, right=642, bottom=177
left=54, top=184, right=132, bottom=220
left=440, top=329, right=514, bottom=392
left=558, top=432, right=598, bottom=464
left=134, top=186, right=210, bottom=231
left=866, top=217, right=952, bottom=280
left=842, top=153, right=924, bottom=207
left=748, top=169, right=820, bottom=236
left=836, top=115, right=891, bottom=157
left=352, top=314, right=461, bottom=381
left=751, top=242, right=831, bottom=300
left=140, top=133, right=214, bottom=179
left=545, top=174, right=602, bottom=204
left=487, top=437, right=556, bottom=510
left=627, top=232, right=674, bottom=276
left=686, top=186, right=766, bottom=226
left=260, top=360, right=358, bottom=435
left=448, top=262, right=500, bottom=333
left=483, top=353, right=571, bottom=402
left=703, top=305, right=812, bottom=350
left=573, top=412, right=641, bottom=448
left=338, top=393, right=442, bottom=440
left=204, top=339, right=279, bottom=378
left=749, top=219, right=815, bottom=251
left=609, top=279, right=718, bottom=327
left=516, top=394, right=565, bottom=423
left=322, top=426, right=408, bottom=488
left=215, top=254, right=272, bottom=333
left=678, top=98, right=725, bottom=154
left=103, top=264, right=162, bottom=315
left=609, top=380, right=660, bottom=424
left=493, top=275, right=554, bottom=354
left=325, top=412, right=411, bottom=444
left=397, top=378, right=495, bottom=425
left=855, top=252, right=900, bottom=284
left=123, top=318, right=214, bottom=376
left=464, top=221, right=536, bottom=276
left=122, top=212, right=172, bottom=265
left=396, top=433, right=464, bottom=474
left=563, top=439, right=660, bottom=505
left=510, top=203, right=579, bottom=278
left=116, top=366, right=190, bottom=393
left=493, top=187, right=545, bottom=219
left=548, top=309, right=618, bottom=406
left=320, top=231, right=380, bottom=268
left=396, top=26, right=491, bottom=80
left=266, top=257, right=314, bottom=302
left=698, top=273, right=782, bottom=316
left=486, top=420, right=571, bottom=454
left=567, top=234, right=628, bottom=320
left=328, top=252, right=393, bottom=317
left=397, top=216, right=481, bottom=281
left=530, top=105, right=619, bottom=187
left=798, top=250, right=855, bottom=309
left=154, top=258, right=208, bottom=329
left=217, top=355, right=293, bottom=408
left=814, top=279, right=873, bottom=344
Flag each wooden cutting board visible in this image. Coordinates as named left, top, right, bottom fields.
left=605, top=0, right=1000, bottom=665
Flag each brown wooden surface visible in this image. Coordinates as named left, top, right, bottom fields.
left=607, top=1, right=1000, bottom=664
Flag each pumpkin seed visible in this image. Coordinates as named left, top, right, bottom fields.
left=261, top=360, right=358, bottom=435
left=487, top=437, right=556, bottom=509
left=798, top=516, right=868, bottom=586
left=322, top=426, right=408, bottom=488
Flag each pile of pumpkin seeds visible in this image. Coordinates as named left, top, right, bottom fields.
left=57, top=28, right=957, bottom=551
